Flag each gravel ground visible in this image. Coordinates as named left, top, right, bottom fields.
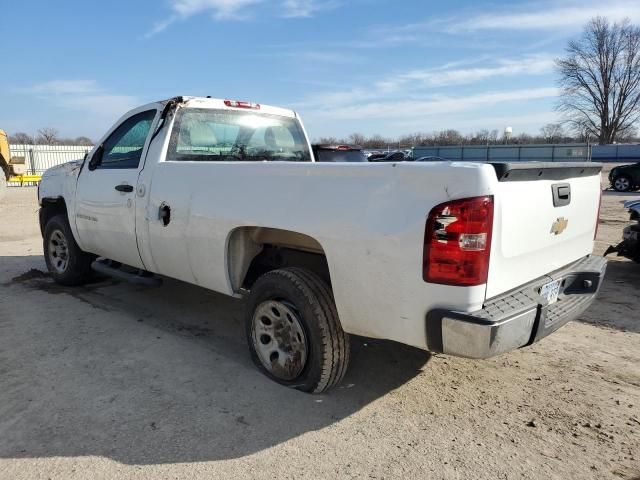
left=0, top=168, right=639, bottom=480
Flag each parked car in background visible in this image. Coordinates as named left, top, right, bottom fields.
left=416, top=156, right=447, bottom=162
left=605, top=198, right=640, bottom=262
left=609, top=162, right=640, bottom=192
left=368, top=151, right=407, bottom=162
left=366, top=152, right=387, bottom=161
left=312, top=144, right=367, bottom=162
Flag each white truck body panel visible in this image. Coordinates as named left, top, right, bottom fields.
left=486, top=175, right=600, bottom=298
left=74, top=166, right=145, bottom=269
left=141, top=160, right=494, bottom=348
left=38, top=97, right=603, bottom=352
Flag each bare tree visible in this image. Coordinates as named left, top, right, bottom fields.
left=365, top=134, right=389, bottom=149
left=436, top=129, right=464, bottom=145
left=74, top=136, right=94, bottom=146
left=556, top=17, right=640, bottom=144
left=474, top=129, right=490, bottom=144
left=540, top=123, right=565, bottom=143
left=398, top=133, right=420, bottom=147
left=316, top=136, right=340, bottom=145
left=508, top=133, right=529, bottom=144
left=347, top=133, right=366, bottom=146
left=37, top=128, right=59, bottom=145
left=9, top=132, right=34, bottom=145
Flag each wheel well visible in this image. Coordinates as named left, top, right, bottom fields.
left=227, top=227, right=330, bottom=291
left=39, top=197, right=68, bottom=235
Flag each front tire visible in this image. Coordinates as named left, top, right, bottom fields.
left=613, top=175, right=632, bottom=192
left=43, top=214, right=94, bottom=286
left=245, top=267, right=350, bottom=393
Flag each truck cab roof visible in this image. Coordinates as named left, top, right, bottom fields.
left=154, top=96, right=298, bottom=119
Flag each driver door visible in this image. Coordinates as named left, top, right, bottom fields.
left=74, top=109, right=157, bottom=269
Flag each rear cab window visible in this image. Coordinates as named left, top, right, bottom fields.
left=167, top=108, right=311, bottom=162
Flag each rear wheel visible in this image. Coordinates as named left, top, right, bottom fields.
left=613, top=175, right=632, bottom=192
left=245, top=267, right=350, bottom=393
left=43, top=214, right=94, bottom=285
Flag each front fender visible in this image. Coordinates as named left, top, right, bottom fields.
left=39, top=160, right=82, bottom=244
left=38, top=160, right=81, bottom=204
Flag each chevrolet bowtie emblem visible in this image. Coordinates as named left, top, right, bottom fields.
left=551, top=217, right=569, bottom=235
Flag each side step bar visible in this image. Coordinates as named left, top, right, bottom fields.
left=91, top=259, right=162, bottom=287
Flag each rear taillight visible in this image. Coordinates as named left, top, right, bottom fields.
left=423, top=196, right=494, bottom=286
left=224, top=100, right=261, bottom=109
left=594, top=189, right=602, bottom=240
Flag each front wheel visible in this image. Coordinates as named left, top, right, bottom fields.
left=613, top=175, right=632, bottom=192
left=245, top=267, right=350, bottom=393
left=43, top=214, right=94, bottom=285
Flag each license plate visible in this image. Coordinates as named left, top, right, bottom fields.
left=540, top=279, right=562, bottom=305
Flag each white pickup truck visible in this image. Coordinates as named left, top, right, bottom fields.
left=38, top=96, right=606, bottom=393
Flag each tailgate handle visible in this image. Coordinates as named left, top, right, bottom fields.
left=552, top=183, right=571, bottom=207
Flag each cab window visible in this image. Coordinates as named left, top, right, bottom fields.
left=167, top=108, right=311, bottom=162
left=96, top=110, right=156, bottom=169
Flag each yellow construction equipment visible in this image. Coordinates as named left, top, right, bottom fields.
left=0, top=130, right=41, bottom=187
left=0, top=129, right=10, bottom=182
left=8, top=174, right=42, bottom=184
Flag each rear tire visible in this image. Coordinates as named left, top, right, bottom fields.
left=245, top=267, right=350, bottom=393
left=43, top=214, right=94, bottom=286
left=613, top=175, right=632, bottom=192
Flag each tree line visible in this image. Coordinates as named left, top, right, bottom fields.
left=8, top=128, right=93, bottom=146
left=315, top=123, right=640, bottom=150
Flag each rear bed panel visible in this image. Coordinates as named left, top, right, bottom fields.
left=486, top=163, right=602, bottom=299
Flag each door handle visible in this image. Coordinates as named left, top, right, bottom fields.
left=159, top=203, right=171, bottom=226
left=115, top=184, right=134, bottom=193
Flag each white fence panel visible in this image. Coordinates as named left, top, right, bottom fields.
left=9, top=144, right=94, bottom=174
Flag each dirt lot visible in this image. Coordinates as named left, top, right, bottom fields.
left=0, top=169, right=639, bottom=480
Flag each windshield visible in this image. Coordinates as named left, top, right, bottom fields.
left=315, top=150, right=367, bottom=162
left=167, top=108, right=311, bottom=162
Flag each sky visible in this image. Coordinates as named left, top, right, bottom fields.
left=2, top=0, right=640, bottom=142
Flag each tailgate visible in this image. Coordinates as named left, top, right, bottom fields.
left=486, top=162, right=602, bottom=299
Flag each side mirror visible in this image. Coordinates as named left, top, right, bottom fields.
left=88, top=145, right=104, bottom=171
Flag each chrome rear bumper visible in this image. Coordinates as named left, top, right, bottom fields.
left=425, top=255, right=607, bottom=359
